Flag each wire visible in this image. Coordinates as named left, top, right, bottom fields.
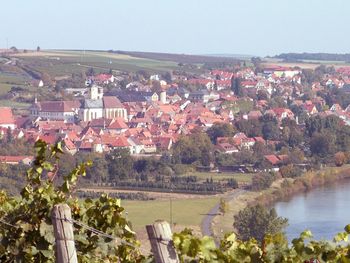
left=0, top=218, right=17, bottom=228
left=53, top=216, right=150, bottom=255
left=0, top=216, right=151, bottom=255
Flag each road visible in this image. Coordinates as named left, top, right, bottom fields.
left=201, top=189, right=246, bottom=237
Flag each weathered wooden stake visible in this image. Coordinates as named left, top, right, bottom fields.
left=52, top=204, right=78, bottom=263
left=146, top=220, right=179, bottom=263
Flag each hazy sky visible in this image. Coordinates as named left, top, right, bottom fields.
left=1, top=0, right=349, bottom=56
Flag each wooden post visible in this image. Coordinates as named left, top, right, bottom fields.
left=146, top=220, right=179, bottom=263
left=52, top=204, right=78, bottom=263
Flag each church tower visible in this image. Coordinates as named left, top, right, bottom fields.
left=90, top=85, right=104, bottom=100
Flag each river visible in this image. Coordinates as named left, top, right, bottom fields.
left=274, top=179, right=350, bottom=241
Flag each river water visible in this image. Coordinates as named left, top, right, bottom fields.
left=273, top=179, right=350, bottom=241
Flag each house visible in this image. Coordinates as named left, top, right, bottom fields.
left=115, top=91, right=158, bottom=102
left=215, top=142, right=239, bottom=154
left=30, top=100, right=81, bottom=123
left=265, top=108, right=294, bottom=122
left=127, top=137, right=144, bottom=154
left=189, top=90, right=210, bottom=103
left=187, top=79, right=215, bottom=90
left=0, top=107, right=16, bottom=130
left=92, top=74, right=115, bottom=85
left=0, top=156, right=34, bottom=165
left=302, top=104, right=318, bottom=115
left=264, top=154, right=289, bottom=171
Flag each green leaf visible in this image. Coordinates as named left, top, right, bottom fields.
left=344, top=224, right=350, bottom=234
left=300, top=230, right=313, bottom=239
left=334, top=232, right=348, bottom=243
left=124, top=224, right=135, bottom=234
left=40, top=221, right=55, bottom=243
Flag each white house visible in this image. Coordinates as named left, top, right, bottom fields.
left=30, top=100, right=81, bottom=123
left=0, top=107, right=16, bottom=130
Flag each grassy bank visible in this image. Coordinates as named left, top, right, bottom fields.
left=212, top=165, right=350, bottom=239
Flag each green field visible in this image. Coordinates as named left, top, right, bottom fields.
left=14, top=50, right=191, bottom=76
left=122, top=197, right=219, bottom=231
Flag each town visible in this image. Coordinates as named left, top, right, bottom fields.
left=1, top=52, right=350, bottom=176
left=3, top=0, right=350, bottom=259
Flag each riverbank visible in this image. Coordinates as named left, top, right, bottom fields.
left=211, top=165, right=350, bottom=239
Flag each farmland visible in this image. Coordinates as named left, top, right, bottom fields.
left=122, top=196, right=219, bottom=231
left=12, top=50, right=189, bottom=76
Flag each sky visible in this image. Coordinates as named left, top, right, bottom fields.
left=1, top=0, right=349, bottom=56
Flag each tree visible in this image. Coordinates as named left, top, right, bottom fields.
left=233, top=204, right=288, bottom=242
left=87, top=154, right=108, bottom=183
left=251, top=173, right=275, bottom=191
left=219, top=198, right=229, bottom=215
left=206, top=123, right=235, bottom=144
left=172, top=136, right=201, bottom=165
left=162, top=72, right=172, bottom=83
left=172, top=133, right=213, bottom=166
left=310, top=132, right=335, bottom=158
left=334, top=152, right=347, bottom=167
left=262, top=122, right=280, bottom=140
left=280, top=164, right=302, bottom=178
left=37, top=46, right=41, bottom=52
left=106, top=148, right=134, bottom=181
left=231, top=77, right=243, bottom=97
left=86, top=67, right=95, bottom=76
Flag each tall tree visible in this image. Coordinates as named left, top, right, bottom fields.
left=106, top=148, right=134, bottom=181
left=206, top=123, right=235, bottom=143
left=234, top=204, right=288, bottom=242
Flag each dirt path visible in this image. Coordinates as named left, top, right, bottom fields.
left=201, top=189, right=246, bottom=237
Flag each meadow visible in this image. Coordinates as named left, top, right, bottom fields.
left=122, top=197, right=219, bottom=231
left=13, top=50, right=187, bottom=77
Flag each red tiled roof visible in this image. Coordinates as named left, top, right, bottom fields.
left=0, top=155, right=34, bottom=164
left=103, top=96, right=124, bottom=108
left=108, top=118, right=128, bottom=130
left=0, top=107, right=15, bottom=125
left=35, top=101, right=80, bottom=112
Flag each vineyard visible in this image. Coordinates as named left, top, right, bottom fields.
left=0, top=141, right=350, bottom=262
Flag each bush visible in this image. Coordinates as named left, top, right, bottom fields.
left=279, top=164, right=303, bottom=178
left=251, top=172, right=275, bottom=191
left=172, top=164, right=194, bottom=175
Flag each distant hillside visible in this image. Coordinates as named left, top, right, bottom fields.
left=274, top=53, right=350, bottom=62
left=112, top=50, right=241, bottom=64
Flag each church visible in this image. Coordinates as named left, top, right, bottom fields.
left=30, top=86, right=127, bottom=123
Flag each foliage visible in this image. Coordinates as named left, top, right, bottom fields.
left=219, top=198, right=229, bottom=215
left=279, top=164, right=303, bottom=178
left=334, top=151, right=347, bottom=167
left=172, top=133, right=213, bottom=166
left=251, top=173, right=275, bottom=191
left=173, top=226, right=350, bottom=262
left=233, top=204, right=288, bottom=242
left=310, top=132, right=335, bottom=158
left=106, top=148, right=134, bottom=181
left=207, top=122, right=235, bottom=144
left=0, top=140, right=145, bottom=262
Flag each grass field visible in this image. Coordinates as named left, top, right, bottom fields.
left=263, top=58, right=350, bottom=69
left=13, top=50, right=189, bottom=76
left=0, top=73, right=30, bottom=95
left=122, top=197, right=219, bottom=231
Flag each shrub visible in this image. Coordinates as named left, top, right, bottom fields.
left=251, top=172, right=275, bottom=191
